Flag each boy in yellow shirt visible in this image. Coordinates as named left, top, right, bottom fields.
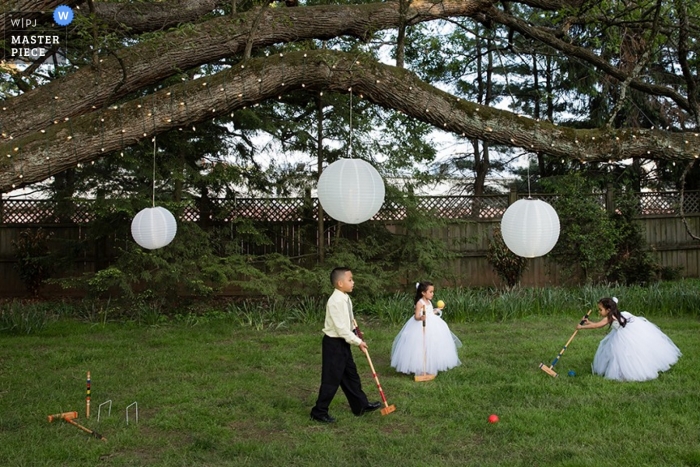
left=310, top=267, right=381, bottom=423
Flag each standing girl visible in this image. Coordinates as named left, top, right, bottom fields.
left=391, top=281, right=462, bottom=377
left=577, top=297, right=681, bottom=381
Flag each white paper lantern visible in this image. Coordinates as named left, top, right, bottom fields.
left=500, top=198, right=560, bottom=258
left=317, top=158, right=385, bottom=224
left=131, top=206, right=178, bottom=250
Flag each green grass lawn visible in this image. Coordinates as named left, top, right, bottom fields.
left=1, top=314, right=699, bottom=466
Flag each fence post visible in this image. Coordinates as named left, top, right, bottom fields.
left=605, top=183, right=615, bottom=214
left=508, top=184, right=518, bottom=206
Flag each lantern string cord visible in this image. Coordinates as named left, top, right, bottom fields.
left=349, top=89, right=353, bottom=158
left=152, top=136, right=156, bottom=207
left=527, top=156, right=531, bottom=199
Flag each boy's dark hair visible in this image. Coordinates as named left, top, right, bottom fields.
left=330, top=267, right=352, bottom=287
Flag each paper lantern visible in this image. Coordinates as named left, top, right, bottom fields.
left=500, top=198, right=560, bottom=258
left=131, top=206, right=177, bottom=249
left=317, top=158, right=385, bottom=224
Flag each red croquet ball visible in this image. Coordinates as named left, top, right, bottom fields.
left=488, top=414, right=499, bottom=424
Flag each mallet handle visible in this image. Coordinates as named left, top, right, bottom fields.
left=362, top=348, right=390, bottom=408
left=579, top=310, right=592, bottom=326
left=353, top=320, right=391, bottom=408
left=352, top=319, right=364, bottom=340
left=65, top=417, right=107, bottom=441
left=421, top=306, right=428, bottom=375
left=550, top=311, right=592, bottom=367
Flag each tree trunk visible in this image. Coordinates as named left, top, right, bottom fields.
left=315, top=93, right=325, bottom=264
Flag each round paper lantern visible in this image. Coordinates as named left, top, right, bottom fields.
left=131, top=206, right=177, bottom=249
left=317, top=158, right=385, bottom=224
left=500, top=198, right=560, bottom=258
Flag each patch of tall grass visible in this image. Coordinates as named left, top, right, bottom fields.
left=418, top=280, right=700, bottom=322
left=0, top=300, right=59, bottom=334
left=5, top=279, right=699, bottom=335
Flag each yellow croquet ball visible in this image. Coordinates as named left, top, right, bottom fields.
left=437, top=300, right=445, bottom=309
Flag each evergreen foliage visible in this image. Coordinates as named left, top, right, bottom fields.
left=486, top=226, right=528, bottom=288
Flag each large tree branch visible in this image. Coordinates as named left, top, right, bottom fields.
left=1, top=50, right=697, bottom=193
left=0, top=0, right=496, bottom=139
left=485, top=5, right=693, bottom=113
left=90, top=0, right=224, bottom=33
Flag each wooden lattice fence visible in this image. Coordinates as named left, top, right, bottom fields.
left=2, top=190, right=699, bottom=225
left=1, top=190, right=699, bottom=296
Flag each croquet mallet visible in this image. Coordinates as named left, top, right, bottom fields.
left=415, top=306, right=436, bottom=382
left=539, top=310, right=592, bottom=377
left=47, top=411, right=78, bottom=423
left=353, top=320, right=396, bottom=416
left=47, top=411, right=107, bottom=441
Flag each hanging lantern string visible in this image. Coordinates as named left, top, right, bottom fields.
left=152, top=136, right=156, bottom=207
left=527, top=157, right=531, bottom=199
left=348, top=88, right=353, bottom=158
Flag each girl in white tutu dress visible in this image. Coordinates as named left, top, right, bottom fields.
left=577, top=297, right=681, bottom=381
left=391, top=281, right=462, bottom=377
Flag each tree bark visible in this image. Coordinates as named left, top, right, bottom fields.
left=2, top=50, right=698, bottom=193
left=90, top=0, right=223, bottom=34
left=1, top=0, right=496, bottom=140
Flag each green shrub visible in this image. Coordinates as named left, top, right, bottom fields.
left=543, top=175, right=618, bottom=283
left=486, top=226, right=528, bottom=288
left=12, top=228, right=54, bottom=296
left=605, top=190, right=665, bottom=285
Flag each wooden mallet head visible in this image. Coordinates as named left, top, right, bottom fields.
left=539, top=363, right=558, bottom=377
left=47, top=411, right=78, bottom=423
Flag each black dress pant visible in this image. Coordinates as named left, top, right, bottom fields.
left=311, top=335, right=369, bottom=417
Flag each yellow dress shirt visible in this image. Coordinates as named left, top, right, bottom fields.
left=322, top=288, right=362, bottom=346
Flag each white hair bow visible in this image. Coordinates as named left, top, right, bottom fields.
left=612, top=297, right=618, bottom=304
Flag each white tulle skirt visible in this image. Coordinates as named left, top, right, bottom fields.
left=592, top=312, right=681, bottom=382
left=391, top=313, right=462, bottom=375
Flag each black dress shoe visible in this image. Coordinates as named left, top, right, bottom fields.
left=356, top=401, right=382, bottom=416
left=310, top=414, right=336, bottom=423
